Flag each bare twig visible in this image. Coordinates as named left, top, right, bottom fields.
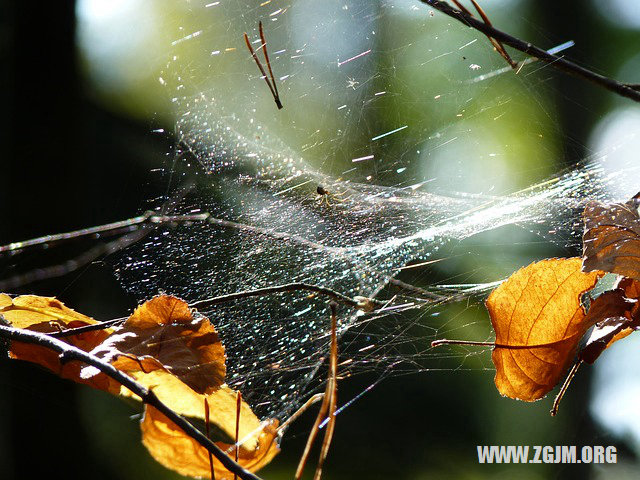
left=431, top=338, right=496, bottom=348
left=0, top=208, right=207, bottom=254
left=277, top=393, right=325, bottom=434
left=294, top=302, right=339, bottom=480
left=0, top=324, right=263, bottom=480
left=190, top=282, right=383, bottom=311
left=313, top=302, right=339, bottom=480
left=244, top=21, right=283, bottom=109
left=421, top=0, right=640, bottom=102
left=47, top=282, right=382, bottom=340
left=204, top=398, right=216, bottom=480
left=49, top=317, right=127, bottom=338
left=0, top=229, right=150, bottom=291
left=550, top=360, right=582, bottom=417
left=387, top=277, right=447, bottom=301
left=234, top=391, right=242, bottom=480
left=454, top=0, right=518, bottom=69
left=0, top=213, right=153, bottom=253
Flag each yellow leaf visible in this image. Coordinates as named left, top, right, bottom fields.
left=141, top=398, right=280, bottom=478
left=1, top=294, right=117, bottom=393
left=487, top=258, right=602, bottom=401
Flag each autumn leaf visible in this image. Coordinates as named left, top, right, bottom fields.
left=0, top=294, right=103, bottom=330
left=487, top=258, right=603, bottom=401
left=579, top=278, right=640, bottom=364
left=142, top=404, right=280, bottom=480
left=85, top=295, right=226, bottom=395
left=122, top=361, right=281, bottom=476
left=582, top=192, right=640, bottom=280
left=0, top=294, right=117, bottom=392
left=2, top=293, right=279, bottom=476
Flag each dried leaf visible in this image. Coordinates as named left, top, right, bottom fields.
left=487, top=258, right=603, bottom=401
left=0, top=294, right=101, bottom=329
left=2, top=293, right=278, bottom=476
left=583, top=193, right=640, bottom=280
left=141, top=398, right=280, bottom=478
left=618, top=276, right=640, bottom=300
left=88, top=295, right=226, bottom=394
left=1, top=295, right=117, bottom=392
left=121, top=370, right=262, bottom=444
left=579, top=280, right=640, bottom=364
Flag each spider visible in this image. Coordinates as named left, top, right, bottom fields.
left=316, top=185, right=349, bottom=207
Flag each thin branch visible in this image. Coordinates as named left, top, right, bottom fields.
left=294, top=302, right=339, bottom=480
left=0, top=211, right=338, bottom=290
left=277, top=393, right=324, bottom=434
left=0, top=324, right=263, bottom=480
left=387, top=277, right=447, bottom=302
left=204, top=398, right=216, bottom=480
left=234, top=391, right=242, bottom=480
left=244, top=22, right=283, bottom=109
left=313, top=302, right=339, bottom=480
left=0, top=213, right=152, bottom=253
left=49, top=317, right=127, bottom=338
left=431, top=339, right=496, bottom=348
left=0, top=212, right=210, bottom=254
left=0, top=228, right=150, bottom=291
left=48, top=283, right=383, bottom=340
left=43, top=286, right=387, bottom=364
left=421, top=0, right=640, bottom=102
left=470, top=0, right=517, bottom=68
left=190, top=282, right=383, bottom=311
left=550, top=360, right=582, bottom=417
left=258, top=21, right=281, bottom=107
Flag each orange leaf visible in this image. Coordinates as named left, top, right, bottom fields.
left=141, top=397, right=280, bottom=478
left=87, top=295, right=226, bottom=394
left=582, top=193, right=640, bottom=280
left=1, top=295, right=117, bottom=392
left=487, top=258, right=603, bottom=401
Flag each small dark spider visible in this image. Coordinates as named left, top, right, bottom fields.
left=316, top=185, right=348, bottom=206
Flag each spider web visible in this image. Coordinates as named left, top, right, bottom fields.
left=112, top=0, right=639, bottom=424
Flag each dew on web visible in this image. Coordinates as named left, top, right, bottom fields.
left=110, top=0, right=639, bottom=422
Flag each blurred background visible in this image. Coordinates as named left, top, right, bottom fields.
left=2, top=1, right=640, bottom=479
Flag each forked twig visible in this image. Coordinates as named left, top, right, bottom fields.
left=244, top=21, right=283, bottom=109
left=422, top=0, right=640, bottom=102
left=451, top=0, right=516, bottom=68
left=0, top=323, right=262, bottom=480
left=470, top=0, right=517, bottom=68
left=294, top=302, right=339, bottom=480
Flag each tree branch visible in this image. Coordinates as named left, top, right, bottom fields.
left=421, top=0, right=640, bottom=102
left=0, top=324, right=264, bottom=480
